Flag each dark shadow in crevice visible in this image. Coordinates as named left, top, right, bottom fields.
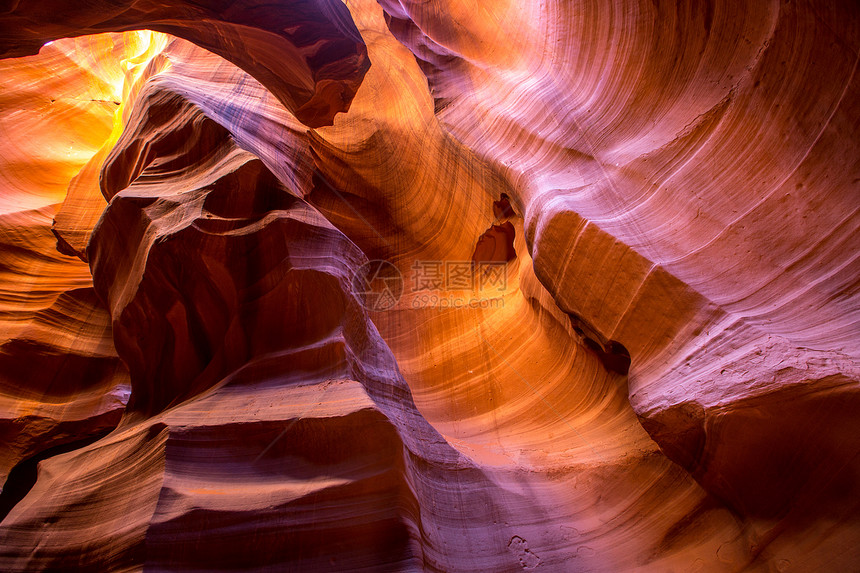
left=569, top=316, right=631, bottom=376
left=472, top=221, right=516, bottom=264
left=472, top=195, right=518, bottom=264
left=0, top=428, right=114, bottom=524
left=582, top=337, right=631, bottom=376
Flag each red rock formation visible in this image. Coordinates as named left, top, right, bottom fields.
left=2, top=95, right=522, bottom=569
left=375, top=0, right=860, bottom=566
left=0, top=208, right=128, bottom=502
left=0, top=0, right=858, bottom=571
left=0, top=34, right=136, bottom=523
left=0, top=0, right=370, bottom=126
left=472, top=221, right=516, bottom=264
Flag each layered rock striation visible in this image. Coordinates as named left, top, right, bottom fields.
left=0, top=0, right=370, bottom=127
left=0, top=0, right=857, bottom=571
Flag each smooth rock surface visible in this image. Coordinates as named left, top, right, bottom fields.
left=0, top=0, right=370, bottom=126
left=0, top=0, right=857, bottom=571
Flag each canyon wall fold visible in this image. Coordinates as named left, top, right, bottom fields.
left=375, top=0, right=860, bottom=556
left=0, top=0, right=857, bottom=571
left=0, top=0, right=370, bottom=126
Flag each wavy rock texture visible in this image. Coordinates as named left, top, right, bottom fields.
left=0, top=0, right=370, bottom=127
left=374, top=0, right=860, bottom=564
left=0, top=0, right=857, bottom=571
left=0, top=34, right=144, bottom=518
left=2, top=91, right=524, bottom=570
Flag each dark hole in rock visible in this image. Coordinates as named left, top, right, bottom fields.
left=583, top=337, right=631, bottom=375
left=493, top=193, right=516, bottom=220
left=0, top=428, right=114, bottom=524
left=472, top=221, right=516, bottom=264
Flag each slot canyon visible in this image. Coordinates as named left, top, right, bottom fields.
left=0, top=0, right=857, bottom=571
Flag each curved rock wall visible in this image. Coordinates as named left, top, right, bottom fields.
left=0, top=0, right=857, bottom=571
left=0, top=0, right=370, bottom=126
left=376, top=0, right=860, bottom=545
